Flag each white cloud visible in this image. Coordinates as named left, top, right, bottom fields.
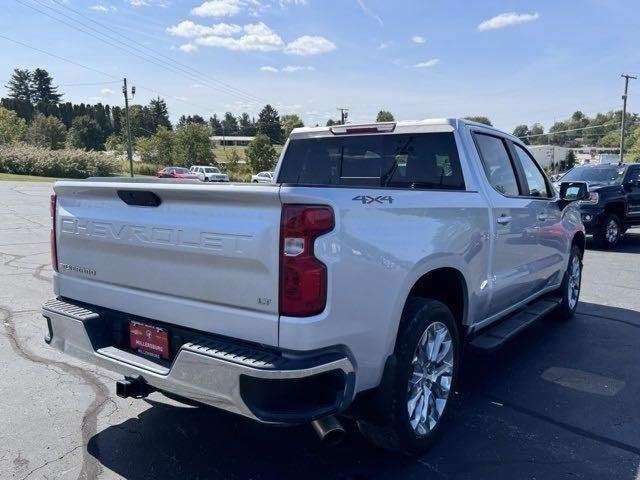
left=260, top=66, right=279, bottom=72
left=284, top=35, right=335, bottom=56
left=89, top=4, right=116, bottom=13
left=192, top=0, right=243, bottom=17
left=129, top=0, right=168, bottom=6
left=279, top=0, right=307, bottom=6
left=282, top=65, right=315, bottom=72
left=412, top=35, right=426, bottom=44
left=413, top=58, right=439, bottom=68
left=166, top=20, right=241, bottom=38
left=100, top=88, right=113, bottom=95
left=378, top=41, right=391, bottom=49
left=196, top=22, right=284, bottom=51
left=179, top=43, right=199, bottom=53
left=477, top=12, right=540, bottom=31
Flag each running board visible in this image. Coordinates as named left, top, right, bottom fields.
left=469, top=296, right=562, bottom=352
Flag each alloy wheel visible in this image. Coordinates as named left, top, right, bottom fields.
left=407, top=322, right=454, bottom=436
left=567, top=254, right=582, bottom=310
left=606, top=219, right=619, bottom=245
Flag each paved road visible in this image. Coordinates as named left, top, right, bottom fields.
left=1, top=180, right=639, bottom=480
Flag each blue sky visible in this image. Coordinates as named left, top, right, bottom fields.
left=1, top=0, right=639, bottom=131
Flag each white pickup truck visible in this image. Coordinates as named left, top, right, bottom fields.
left=42, top=119, right=587, bottom=454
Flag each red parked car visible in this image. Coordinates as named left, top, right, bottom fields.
left=157, top=167, right=199, bottom=180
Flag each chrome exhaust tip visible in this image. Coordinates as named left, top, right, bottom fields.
left=311, top=416, right=345, bottom=446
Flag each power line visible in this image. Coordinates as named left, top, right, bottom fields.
left=15, top=0, right=262, bottom=106
left=58, top=80, right=121, bottom=87
left=48, top=0, right=265, bottom=105
left=0, top=33, right=216, bottom=116
left=519, top=121, right=622, bottom=139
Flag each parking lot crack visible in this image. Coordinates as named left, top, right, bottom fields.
left=0, top=306, right=111, bottom=480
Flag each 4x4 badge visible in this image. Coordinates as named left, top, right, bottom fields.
left=352, top=195, right=394, bottom=204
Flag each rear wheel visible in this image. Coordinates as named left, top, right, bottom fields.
left=594, top=213, right=621, bottom=249
left=357, top=298, right=459, bottom=454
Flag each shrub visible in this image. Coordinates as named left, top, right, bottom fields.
left=0, top=143, right=120, bottom=178
left=0, top=107, right=27, bottom=145
left=26, top=114, right=67, bottom=150
left=246, top=134, right=277, bottom=173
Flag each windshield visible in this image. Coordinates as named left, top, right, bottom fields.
left=278, top=132, right=465, bottom=190
left=204, top=167, right=219, bottom=173
left=561, top=166, right=625, bottom=184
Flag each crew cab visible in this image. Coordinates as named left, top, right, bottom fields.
left=557, top=163, right=640, bottom=248
left=42, top=119, right=587, bottom=454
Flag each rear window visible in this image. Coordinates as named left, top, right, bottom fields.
left=278, top=133, right=465, bottom=190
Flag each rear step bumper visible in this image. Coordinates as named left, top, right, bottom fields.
left=42, top=298, right=356, bottom=424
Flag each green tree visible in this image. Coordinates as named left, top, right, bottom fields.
left=238, top=113, right=256, bottom=136
left=256, top=104, right=283, bottom=144
left=627, top=127, right=640, bottom=162
left=326, top=118, right=338, bottom=126
left=6, top=69, right=33, bottom=103
left=597, top=130, right=620, bottom=148
left=125, top=105, right=156, bottom=138
left=464, top=116, right=492, bottom=126
left=31, top=68, right=62, bottom=106
left=208, top=114, right=223, bottom=135
left=222, top=112, right=239, bottom=135
left=566, top=150, right=576, bottom=169
left=512, top=125, right=530, bottom=144
left=67, top=115, right=103, bottom=151
left=528, top=123, right=545, bottom=145
left=177, top=114, right=205, bottom=129
left=376, top=110, right=395, bottom=122
left=280, top=114, right=304, bottom=139
left=0, top=106, right=27, bottom=144
left=26, top=114, right=67, bottom=149
left=246, top=134, right=277, bottom=173
left=149, top=97, right=172, bottom=132
left=173, top=123, right=214, bottom=167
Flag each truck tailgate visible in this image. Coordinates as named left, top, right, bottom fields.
left=54, top=180, right=281, bottom=346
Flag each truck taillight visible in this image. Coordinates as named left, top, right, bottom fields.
left=50, top=193, right=58, bottom=272
left=279, top=205, right=334, bottom=317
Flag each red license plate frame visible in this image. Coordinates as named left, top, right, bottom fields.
left=129, top=321, right=170, bottom=360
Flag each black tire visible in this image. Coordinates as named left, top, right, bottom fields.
left=593, top=213, right=621, bottom=249
left=252, top=180, right=259, bottom=183
left=555, top=245, right=582, bottom=319
left=356, top=298, right=460, bottom=455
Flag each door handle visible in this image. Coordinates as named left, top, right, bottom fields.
left=537, top=213, right=548, bottom=221
left=496, top=215, right=512, bottom=225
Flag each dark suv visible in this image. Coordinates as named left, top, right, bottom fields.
left=558, top=163, right=640, bottom=248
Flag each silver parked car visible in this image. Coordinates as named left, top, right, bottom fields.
left=251, top=171, right=274, bottom=183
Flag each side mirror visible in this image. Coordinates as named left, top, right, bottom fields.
left=559, top=181, right=589, bottom=202
left=627, top=178, right=640, bottom=188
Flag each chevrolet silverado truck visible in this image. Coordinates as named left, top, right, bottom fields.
left=556, top=163, right=640, bottom=248
left=42, top=119, right=587, bottom=454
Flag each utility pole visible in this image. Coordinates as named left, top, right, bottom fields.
left=337, top=107, right=349, bottom=125
left=619, top=74, right=636, bottom=164
left=122, top=78, right=136, bottom=177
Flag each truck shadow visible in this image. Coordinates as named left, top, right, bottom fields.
left=88, top=302, right=640, bottom=480
left=586, top=230, right=640, bottom=253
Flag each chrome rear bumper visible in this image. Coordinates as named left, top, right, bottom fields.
left=42, top=298, right=355, bottom=423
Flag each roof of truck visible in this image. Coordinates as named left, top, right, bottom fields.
left=289, top=118, right=513, bottom=140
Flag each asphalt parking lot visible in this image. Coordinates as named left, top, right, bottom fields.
left=1, top=180, right=639, bottom=480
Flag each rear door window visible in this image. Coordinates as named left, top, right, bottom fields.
left=278, top=132, right=465, bottom=190
left=513, top=144, right=551, bottom=198
left=473, top=133, right=520, bottom=197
